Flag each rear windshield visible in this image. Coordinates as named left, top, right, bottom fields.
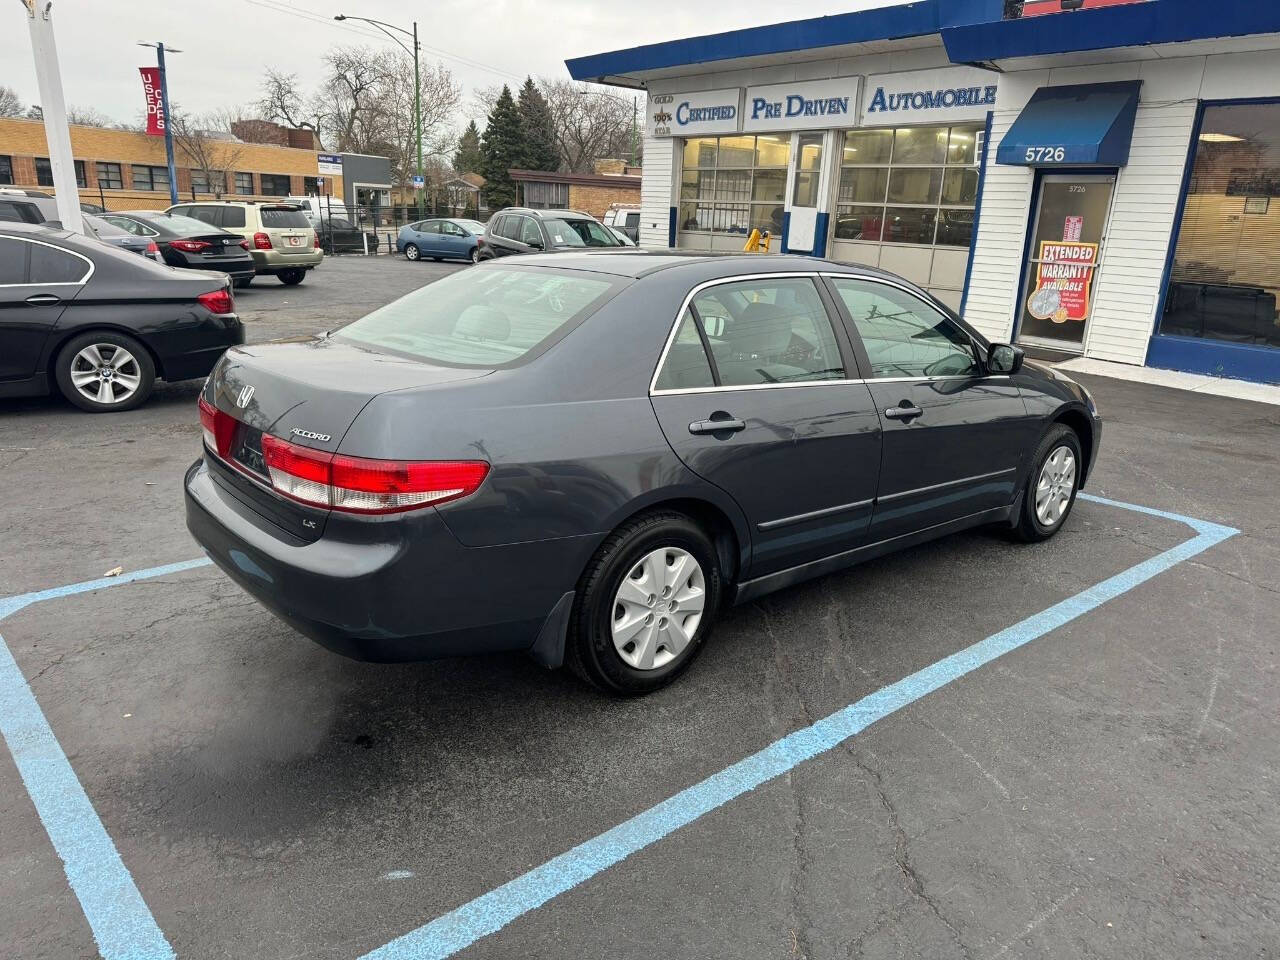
left=335, top=266, right=621, bottom=367
left=261, top=208, right=310, bottom=228
left=544, top=217, right=622, bottom=248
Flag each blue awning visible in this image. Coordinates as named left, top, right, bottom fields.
left=996, top=81, right=1141, bottom=167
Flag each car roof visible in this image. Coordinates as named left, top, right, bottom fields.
left=497, top=207, right=597, bottom=221
left=0, top=221, right=73, bottom=240
left=503, top=251, right=910, bottom=282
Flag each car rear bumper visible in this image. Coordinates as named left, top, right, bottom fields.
left=184, top=458, right=593, bottom=662
left=251, top=249, right=323, bottom=271
left=154, top=313, right=244, bottom=381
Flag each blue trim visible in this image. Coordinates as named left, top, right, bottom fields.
left=566, top=0, right=1004, bottom=82
left=1147, top=334, right=1280, bottom=384
left=943, top=0, right=1280, bottom=64
left=959, top=109, right=994, bottom=318
left=996, top=81, right=1141, bottom=167
left=780, top=210, right=791, bottom=254
left=668, top=206, right=677, bottom=248
left=813, top=212, right=830, bottom=259
left=356, top=495, right=1238, bottom=960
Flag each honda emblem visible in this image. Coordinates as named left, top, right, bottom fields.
left=235, top=385, right=255, bottom=408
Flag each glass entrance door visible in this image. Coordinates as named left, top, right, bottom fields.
left=784, top=132, right=824, bottom=253
left=1017, top=174, right=1115, bottom=351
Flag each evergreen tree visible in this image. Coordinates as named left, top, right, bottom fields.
left=516, top=77, right=559, bottom=172
left=453, top=120, right=483, bottom=174
left=480, top=86, right=521, bottom=209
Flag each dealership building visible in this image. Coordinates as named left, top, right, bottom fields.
left=568, top=0, right=1280, bottom=383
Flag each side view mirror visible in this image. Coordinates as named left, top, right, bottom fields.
left=987, top=343, right=1025, bottom=375
left=527, top=239, right=543, bottom=250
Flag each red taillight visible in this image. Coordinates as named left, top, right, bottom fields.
left=197, top=395, right=236, bottom=458
left=253, top=231, right=272, bottom=250
left=197, top=288, right=234, bottom=315
left=146, top=240, right=161, bottom=255
left=171, top=239, right=211, bottom=253
left=258, top=433, right=489, bottom=514
left=239, top=239, right=250, bottom=250
left=314, top=232, right=321, bottom=249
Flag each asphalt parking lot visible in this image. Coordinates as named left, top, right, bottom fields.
left=1, top=255, right=1277, bottom=960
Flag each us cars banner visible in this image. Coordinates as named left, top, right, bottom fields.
left=139, top=67, right=165, bottom=137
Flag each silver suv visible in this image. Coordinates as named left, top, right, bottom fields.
left=166, top=201, right=322, bottom=287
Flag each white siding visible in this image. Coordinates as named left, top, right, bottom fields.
left=639, top=124, right=677, bottom=248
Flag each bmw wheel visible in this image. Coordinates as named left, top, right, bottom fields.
left=404, top=243, right=420, bottom=261
left=55, top=331, right=155, bottom=412
left=1012, top=424, right=1082, bottom=542
left=567, top=511, right=721, bottom=695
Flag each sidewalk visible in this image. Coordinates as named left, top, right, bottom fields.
left=1055, top=357, right=1280, bottom=407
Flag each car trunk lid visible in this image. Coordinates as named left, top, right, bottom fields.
left=204, top=336, right=491, bottom=541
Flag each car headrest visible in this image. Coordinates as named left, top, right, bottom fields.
left=733, top=301, right=793, bottom=358
left=453, top=305, right=510, bottom=342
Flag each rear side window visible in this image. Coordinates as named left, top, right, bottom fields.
left=260, top=208, right=309, bottom=228
left=686, top=278, right=845, bottom=388
left=625, top=213, right=640, bottom=228
left=30, top=242, right=89, bottom=284
left=336, top=266, right=620, bottom=367
left=222, top=207, right=246, bottom=228
left=420, top=220, right=441, bottom=234
left=185, top=206, right=221, bottom=227
left=0, top=237, right=28, bottom=283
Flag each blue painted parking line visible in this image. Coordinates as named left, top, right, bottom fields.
left=358, top=495, right=1239, bottom=960
left=0, top=559, right=211, bottom=960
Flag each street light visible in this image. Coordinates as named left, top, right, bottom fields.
left=578, top=88, right=639, bottom=168
left=335, top=13, right=423, bottom=218
left=137, top=42, right=181, bottom=206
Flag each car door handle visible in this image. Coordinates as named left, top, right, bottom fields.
left=689, top=417, right=746, bottom=435
left=883, top=404, right=923, bottom=421
left=25, top=293, right=61, bottom=306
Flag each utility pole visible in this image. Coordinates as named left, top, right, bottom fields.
left=139, top=41, right=180, bottom=206
left=21, top=0, right=82, bottom=232
left=335, top=14, right=424, bottom=219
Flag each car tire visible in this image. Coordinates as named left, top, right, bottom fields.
left=1012, top=424, right=1083, bottom=542
left=234, top=277, right=252, bottom=289
left=404, top=243, right=420, bottom=261
left=470, top=247, right=481, bottom=264
left=54, top=331, right=156, bottom=413
left=566, top=511, right=722, bottom=696
left=278, top=268, right=305, bottom=286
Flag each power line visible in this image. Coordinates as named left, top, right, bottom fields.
left=240, top=0, right=526, bottom=83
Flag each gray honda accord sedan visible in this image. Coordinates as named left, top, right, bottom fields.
left=185, top=252, right=1101, bottom=694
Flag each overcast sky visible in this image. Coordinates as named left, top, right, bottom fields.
left=3, top=0, right=906, bottom=129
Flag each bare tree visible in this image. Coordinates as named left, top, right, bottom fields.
left=0, top=85, right=24, bottom=118
left=258, top=69, right=315, bottom=131
left=171, top=110, right=246, bottom=199
left=381, top=55, right=463, bottom=187
left=540, top=79, right=637, bottom=172
left=311, top=45, right=391, bottom=154
left=66, top=105, right=114, bottom=127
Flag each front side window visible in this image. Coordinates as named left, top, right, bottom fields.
left=518, top=217, right=543, bottom=246
left=1162, top=102, right=1280, bottom=348
left=336, top=266, right=620, bottom=367
left=97, top=162, right=123, bottom=190
left=657, top=278, right=845, bottom=389
left=831, top=278, right=978, bottom=379
left=547, top=218, right=620, bottom=248
left=834, top=124, right=981, bottom=248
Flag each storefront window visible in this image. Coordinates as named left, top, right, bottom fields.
left=834, top=123, right=982, bottom=248
left=1162, top=102, right=1280, bottom=348
left=679, top=135, right=789, bottom=241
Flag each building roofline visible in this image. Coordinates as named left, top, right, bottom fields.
left=564, top=0, right=1003, bottom=85
left=508, top=168, right=641, bottom=187
left=942, top=0, right=1280, bottom=64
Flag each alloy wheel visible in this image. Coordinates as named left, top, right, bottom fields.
left=610, top=546, right=706, bottom=670
left=405, top=243, right=419, bottom=261
left=69, top=343, right=142, bottom=406
left=1035, top=445, right=1077, bottom=528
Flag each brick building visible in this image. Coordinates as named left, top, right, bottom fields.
left=509, top=161, right=641, bottom=218
left=0, top=116, right=343, bottom=211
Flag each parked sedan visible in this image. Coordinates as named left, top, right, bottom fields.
left=0, top=223, right=242, bottom=412
left=185, top=253, right=1100, bottom=694
left=99, top=211, right=255, bottom=284
left=397, top=217, right=485, bottom=263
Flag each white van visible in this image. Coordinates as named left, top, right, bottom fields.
left=602, top=204, right=641, bottom=243
left=287, top=195, right=351, bottom=222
